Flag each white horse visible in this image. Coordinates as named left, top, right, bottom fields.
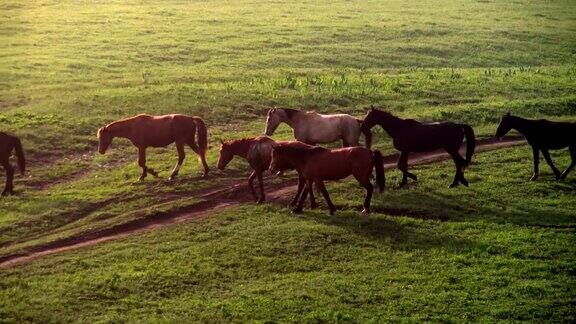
left=264, top=107, right=372, bottom=147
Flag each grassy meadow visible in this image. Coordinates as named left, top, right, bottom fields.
left=1, top=0, right=575, bottom=321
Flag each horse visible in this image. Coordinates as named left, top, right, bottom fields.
left=269, top=142, right=385, bottom=217
left=97, top=114, right=209, bottom=181
left=495, top=113, right=576, bottom=181
left=264, top=107, right=372, bottom=148
left=360, top=107, right=476, bottom=188
left=217, top=136, right=317, bottom=207
left=0, top=132, right=25, bottom=196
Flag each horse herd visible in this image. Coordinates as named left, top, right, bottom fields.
left=1, top=107, right=575, bottom=218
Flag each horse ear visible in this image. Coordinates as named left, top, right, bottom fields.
left=219, top=139, right=224, bottom=145
left=370, top=105, right=375, bottom=111
left=505, top=112, right=511, bottom=117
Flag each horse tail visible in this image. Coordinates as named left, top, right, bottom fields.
left=357, top=119, right=372, bottom=148
left=13, top=137, right=25, bottom=174
left=372, top=150, right=385, bottom=193
left=192, top=117, right=208, bottom=156
left=460, top=124, right=475, bottom=167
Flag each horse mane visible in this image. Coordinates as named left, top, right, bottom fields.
left=373, top=108, right=419, bottom=125
left=102, top=114, right=148, bottom=132
left=225, top=137, right=257, bottom=147
left=279, top=108, right=302, bottom=120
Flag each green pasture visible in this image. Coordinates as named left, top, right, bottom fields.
left=1, top=147, right=575, bottom=322
left=0, top=0, right=575, bottom=321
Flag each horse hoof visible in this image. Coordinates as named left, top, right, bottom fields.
left=291, top=208, right=303, bottom=214
left=310, top=203, right=318, bottom=210
left=329, top=209, right=336, bottom=215
left=448, top=183, right=458, bottom=188
left=529, top=175, right=538, bottom=181
left=361, top=208, right=370, bottom=214
left=257, top=199, right=265, bottom=204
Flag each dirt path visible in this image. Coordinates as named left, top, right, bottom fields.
left=0, top=136, right=525, bottom=268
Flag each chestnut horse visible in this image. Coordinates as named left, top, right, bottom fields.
left=269, top=142, right=385, bottom=217
left=0, top=132, right=25, bottom=196
left=217, top=136, right=317, bottom=207
left=264, top=107, right=372, bottom=148
left=496, top=113, right=576, bottom=181
left=97, top=114, right=209, bottom=181
left=361, top=107, right=475, bottom=188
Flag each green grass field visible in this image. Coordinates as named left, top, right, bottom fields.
left=1, top=0, right=575, bottom=321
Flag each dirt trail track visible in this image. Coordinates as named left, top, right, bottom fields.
left=0, top=137, right=525, bottom=268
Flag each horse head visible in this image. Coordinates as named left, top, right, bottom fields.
left=264, top=107, right=285, bottom=136
left=97, top=126, right=113, bottom=154
left=269, top=146, right=292, bottom=175
left=217, top=139, right=234, bottom=170
left=360, top=106, right=383, bottom=132
left=495, top=112, right=512, bottom=139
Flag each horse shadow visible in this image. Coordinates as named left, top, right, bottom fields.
left=294, top=207, right=479, bottom=254
left=374, top=184, right=576, bottom=229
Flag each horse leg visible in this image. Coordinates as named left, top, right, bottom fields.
left=169, top=142, right=185, bottom=181
left=530, top=146, right=539, bottom=181
left=256, top=170, right=265, bottom=204
left=189, top=141, right=209, bottom=177
left=560, top=145, right=576, bottom=181
left=448, top=150, right=467, bottom=188
left=290, top=173, right=304, bottom=207
left=541, top=148, right=561, bottom=180
left=352, top=171, right=373, bottom=221
left=137, top=147, right=149, bottom=181
left=1, top=159, right=14, bottom=196
left=309, top=181, right=318, bottom=209
left=247, top=171, right=258, bottom=201
left=361, top=182, right=373, bottom=223
left=315, top=180, right=336, bottom=215
left=293, top=180, right=312, bottom=214
left=398, top=152, right=416, bottom=186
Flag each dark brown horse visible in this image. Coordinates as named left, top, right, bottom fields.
left=361, top=107, right=475, bottom=188
left=0, top=132, right=25, bottom=196
left=269, top=142, right=385, bottom=218
left=217, top=136, right=317, bottom=207
left=97, top=114, right=209, bottom=181
left=496, top=113, right=576, bottom=181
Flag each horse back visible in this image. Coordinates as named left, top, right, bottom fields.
left=248, top=137, right=276, bottom=170
left=132, top=114, right=194, bottom=147
left=393, top=121, right=464, bottom=152
left=299, top=113, right=359, bottom=143
left=525, top=120, right=576, bottom=147
left=303, top=147, right=372, bottom=180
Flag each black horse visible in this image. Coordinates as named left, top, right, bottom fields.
left=360, top=107, right=475, bottom=188
left=495, top=113, right=576, bottom=181
left=0, top=132, right=25, bottom=196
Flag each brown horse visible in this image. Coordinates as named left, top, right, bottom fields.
left=217, top=136, right=317, bottom=207
left=269, top=142, right=385, bottom=217
left=97, top=114, right=209, bottom=180
left=0, top=132, right=25, bottom=196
